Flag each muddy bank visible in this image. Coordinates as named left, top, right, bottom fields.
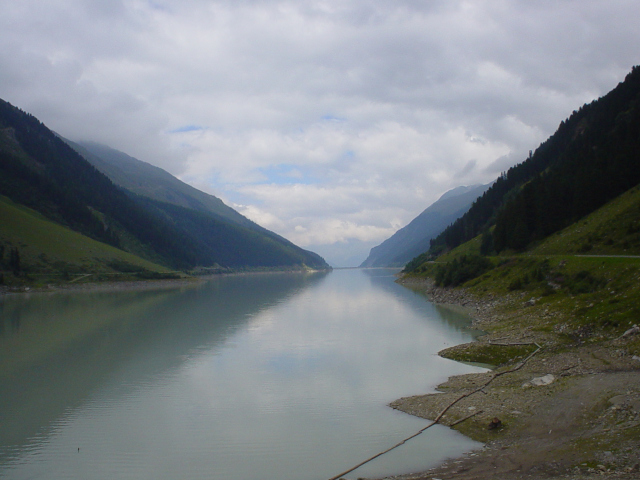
left=374, top=277, right=640, bottom=480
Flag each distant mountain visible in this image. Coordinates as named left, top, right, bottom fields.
left=406, top=65, right=640, bottom=271
left=0, top=99, right=329, bottom=272
left=360, top=183, right=491, bottom=267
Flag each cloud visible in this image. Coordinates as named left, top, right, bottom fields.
left=1, top=0, right=639, bottom=265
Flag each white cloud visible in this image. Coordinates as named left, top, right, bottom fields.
left=1, top=0, right=639, bottom=265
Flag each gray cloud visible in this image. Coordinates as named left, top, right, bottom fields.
left=1, top=0, right=639, bottom=266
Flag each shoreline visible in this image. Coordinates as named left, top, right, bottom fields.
left=0, top=276, right=205, bottom=297
left=0, top=268, right=332, bottom=298
left=376, top=276, right=640, bottom=480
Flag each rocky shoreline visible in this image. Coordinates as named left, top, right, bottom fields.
left=372, top=276, right=640, bottom=480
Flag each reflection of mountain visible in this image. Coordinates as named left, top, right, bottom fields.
left=0, top=272, right=328, bottom=452
left=361, top=269, right=477, bottom=335
left=431, top=304, right=485, bottom=337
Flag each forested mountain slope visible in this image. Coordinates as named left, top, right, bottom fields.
left=360, top=183, right=490, bottom=267
left=423, top=65, right=640, bottom=260
left=0, top=99, right=329, bottom=273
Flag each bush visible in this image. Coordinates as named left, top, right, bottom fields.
left=435, top=255, right=494, bottom=287
left=564, top=270, right=606, bottom=294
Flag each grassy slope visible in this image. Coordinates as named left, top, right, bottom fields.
left=409, top=185, right=640, bottom=356
left=0, top=195, right=171, bottom=284
left=531, top=184, right=640, bottom=255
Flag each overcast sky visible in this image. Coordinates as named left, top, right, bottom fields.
left=1, top=0, right=639, bottom=266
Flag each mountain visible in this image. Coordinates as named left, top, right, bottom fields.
left=62, top=140, right=328, bottom=268
left=0, top=99, right=329, bottom=275
left=64, top=140, right=255, bottom=228
left=416, top=65, right=640, bottom=264
left=360, top=183, right=491, bottom=267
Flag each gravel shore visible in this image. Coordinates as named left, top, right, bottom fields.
left=369, top=277, right=640, bottom=480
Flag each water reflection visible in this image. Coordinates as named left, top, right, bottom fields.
left=0, top=270, right=485, bottom=480
left=0, top=272, right=327, bottom=454
left=362, top=268, right=483, bottom=338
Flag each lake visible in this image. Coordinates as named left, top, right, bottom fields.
left=0, top=269, right=486, bottom=480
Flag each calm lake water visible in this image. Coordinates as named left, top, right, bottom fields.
left=0, top=269, right=486, bottom=480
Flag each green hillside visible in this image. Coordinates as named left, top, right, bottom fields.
left=396, top=188, right=640, bottom=474
left=0, top=195, right=173, bottom=287
left=531, top=185, right=640, bottom=256
left=406, top=184, right=640, bottom=345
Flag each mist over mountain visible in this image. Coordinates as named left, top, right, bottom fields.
left=360, top=183, right=491, bottom=268
left=66, top=140, right=254, bottom=228
left=0, top=99, right=329, bottom=272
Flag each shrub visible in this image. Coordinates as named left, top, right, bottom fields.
left=435, top=255, right=494, bottom=287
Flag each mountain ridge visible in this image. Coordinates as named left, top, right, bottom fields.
left=65, top=140, right=324, bottom=263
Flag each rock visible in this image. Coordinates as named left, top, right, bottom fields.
left=622, top=325, right=639, bottom=337
left=488, top=417, right=502, bottom=430
left=608, top=394, right=627, bottom=405
left=523, top=374, right=555, bottom=387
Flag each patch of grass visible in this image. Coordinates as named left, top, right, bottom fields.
left=454, top=417, right=511, bottom=443
left=440, top=342, right=537, bottom=367
left=434, top=255, right=494, bottom=287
